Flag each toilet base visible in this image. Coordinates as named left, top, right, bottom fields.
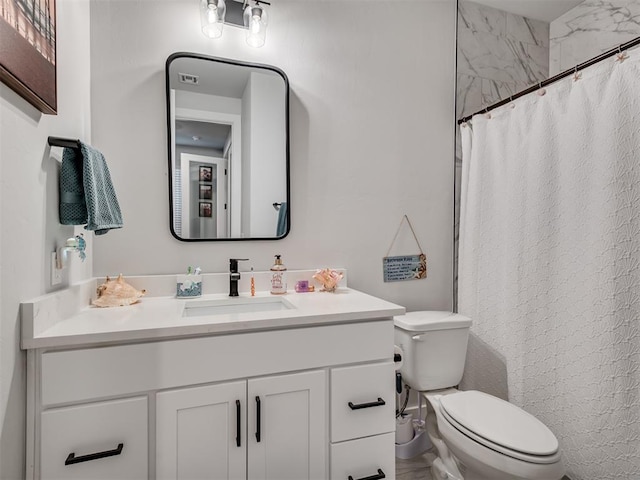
left=423, top=391, right=464, bottom=480
left=422, top=391, right=565, bottom=480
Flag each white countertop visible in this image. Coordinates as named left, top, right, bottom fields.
left=21, top=282, right=405, bottom=349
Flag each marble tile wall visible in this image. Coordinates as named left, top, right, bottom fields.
left=550, top=0, right=640, bottom=75
left=457, top=1, right=550, bottom=119
left=454, top=1, right=550, bottom=308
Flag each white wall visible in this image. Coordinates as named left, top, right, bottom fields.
left=0, top=1, right=92, bottom=477
left=91, top=0, right=456, bottom=312
left=175, top=89, right=241, bottom=115
left=247, top=71, right=286, bottom=237
left=241, top=75, right=252, bottom=236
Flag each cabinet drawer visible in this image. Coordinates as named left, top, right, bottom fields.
left=331, top=363, right=395, bottom=442
left=330, top=433, right=395, bottom=480
left=40, top=397, right=147, bottom=480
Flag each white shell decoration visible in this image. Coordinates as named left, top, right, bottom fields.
left=92, top=274, right=146, bottom=307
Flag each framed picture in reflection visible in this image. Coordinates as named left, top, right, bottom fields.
left=199, top=202, right=212, bottom=218
left=199, top=165, right=212, bottom=182
left=199, top=184, right=212, bottom=200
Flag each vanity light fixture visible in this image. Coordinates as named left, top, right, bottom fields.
left=199, top=0, right=270, bottom=48
left=200, top=0, right=226, bottom=39
left=243, top=1, right=268, bottom=48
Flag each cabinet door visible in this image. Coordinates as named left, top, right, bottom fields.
left=247, top=370, right=326, bottom=480
left=156, top=381, right=246, bottom=480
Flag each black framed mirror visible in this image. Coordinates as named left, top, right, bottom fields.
left=166, top=52, right=290, bottom=241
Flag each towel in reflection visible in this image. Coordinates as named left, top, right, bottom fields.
left=276, top=202, right=288, bottom=237
left=59, top=142, right=123, bottom=235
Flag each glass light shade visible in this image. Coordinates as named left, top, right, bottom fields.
left=200, top=0, right=226, bottom=39
left=243, top=3, right=268, bottom=48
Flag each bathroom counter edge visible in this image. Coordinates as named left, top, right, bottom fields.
left=21, top=287, right=405, bottom=350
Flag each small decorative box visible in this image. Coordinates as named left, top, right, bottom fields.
left=176, top=275, right=202, bottom=298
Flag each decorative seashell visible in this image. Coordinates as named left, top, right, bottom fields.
left=313, top=268, right=344, bottom=292
left=92, top=274, right=146, bottom=307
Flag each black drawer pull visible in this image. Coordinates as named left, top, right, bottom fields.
left=348, top=468, right=386, bottom=480
left=255, top=396, right=261, bottom=443
left=236, top=399, right=241, bottom=447
left=348, top=397, right=386, bottom=410
left=65, top=443, right=123, bottom=465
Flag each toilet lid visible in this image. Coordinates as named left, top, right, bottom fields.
left=393, top=311, right=471, bottom=332
left=439, top=391, right=559, bottom=456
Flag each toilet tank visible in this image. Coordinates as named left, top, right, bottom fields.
left=394, top=311, right=472, bottom=391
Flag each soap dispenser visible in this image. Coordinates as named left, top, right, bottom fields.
left=270, top=254, right=287, bottom=295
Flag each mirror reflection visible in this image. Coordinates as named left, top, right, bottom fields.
left=166, top=53, right=289, bottom=241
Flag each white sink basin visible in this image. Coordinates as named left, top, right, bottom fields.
left=183, top=296, right=295, bottom=317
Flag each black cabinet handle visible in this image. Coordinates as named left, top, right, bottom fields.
left=348, top=398, right=386, bottom=410
left=348, top=468, right=386, bottom=480
left=236, top=399, right=241, bottom=447
left=255, top=396, right=261, bottom=443
left=65, top=443, right=123, bottom=465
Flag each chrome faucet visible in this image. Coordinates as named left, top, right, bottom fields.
left=229, top=258, right=249, bottom=297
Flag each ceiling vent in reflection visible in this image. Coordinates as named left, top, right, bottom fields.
left=199, top=0, right=270, bottom=48
left=178, top=73, right=199, bottom=85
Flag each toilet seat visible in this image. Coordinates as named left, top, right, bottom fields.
left=438, top=391, right=561, bottom=465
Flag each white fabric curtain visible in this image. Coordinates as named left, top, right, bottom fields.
left=458, top=52, right=640, bottom=479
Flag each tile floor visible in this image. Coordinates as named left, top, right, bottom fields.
left=396, top=452, right=436, bottom=480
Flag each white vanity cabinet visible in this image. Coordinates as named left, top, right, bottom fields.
left=156, top=370, right=326, bottom=480
left=26, top=319, right=397, bottom=480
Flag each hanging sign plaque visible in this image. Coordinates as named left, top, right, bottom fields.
left=382, top=215, right=427, bottom=283
left=383, top=254, right=427, bottom=282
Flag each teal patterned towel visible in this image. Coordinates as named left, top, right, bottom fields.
left=276, top=201, right=288, bottom=237
left=59, top=143, right=123, bottom=235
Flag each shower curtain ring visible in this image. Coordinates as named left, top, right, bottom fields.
left=483, top=106, right=491, bottom=119
left=509, top=96, right=515, bottom=109
left=537, top=82, right=546, bottom=96
left=573, top=66, right=582, bottom=82
left=616, top=45, right=629, bottom=62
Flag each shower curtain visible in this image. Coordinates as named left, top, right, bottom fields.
left=458, top=53, right=640, bottom=479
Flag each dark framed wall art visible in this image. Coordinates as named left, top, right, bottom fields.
left=0, top=0, right=57, bottom=114
left=199, top=202, right=212, bottom=218
left=199, top=165, right=212, bottom=182
left=199, top=184, right=212, bottom=200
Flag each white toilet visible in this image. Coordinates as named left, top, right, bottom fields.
left=394, top=311, right=565, bottom=480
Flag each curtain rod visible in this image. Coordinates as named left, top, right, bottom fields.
left=458, top=35, right=640, bottom=125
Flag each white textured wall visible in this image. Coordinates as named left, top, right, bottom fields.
left=91, top=0, right=456, bottom=310
left=0, top=1, right=92, bottom=477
